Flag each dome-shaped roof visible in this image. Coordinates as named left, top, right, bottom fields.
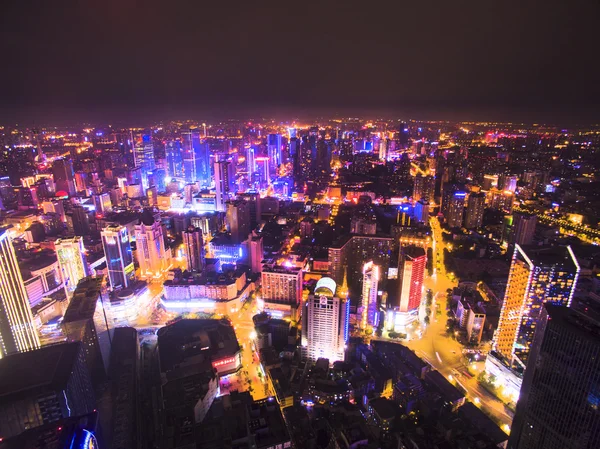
left=315, top=277, right=336, bottom=297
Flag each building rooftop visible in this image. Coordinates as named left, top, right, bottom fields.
left=0, top=342, right=82, bottom=401
left=63, top=276, right=102, bottom=323
left=369, top=397, right=399, bottom=420
left=0, top=411, right=99, bottom=449
left=157, top=319, right=240, bottom=374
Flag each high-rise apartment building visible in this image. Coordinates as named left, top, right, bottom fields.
left=226, top=199, right=250, bottom=244
left=491, top=245, right=579, bottom=373
left=464, top=192, right=485, bottom=229
left=0, top=228, right=40, bottom=357
left=261, top=265, right=303, bottom=306
left=508, top=304, right=600, bottom=449
left=302, top=277, right=349, bottom=363
left=134, top=211, right=169, bottom=281
left=511, top=211, right=537, bottom=246
left=247, top=234, right=263, bottom=273
left=183, top=227, right=204, bottom=272
left=55, top=237, right=88, bottom=293
left=413, top=174, right=435, bottom=203
left=360, top=262, right=380, bottom=329
left=214, top=159, right=235, bottom=212
left=445, top=191, right=466, bottom=228
left=101, top=224, right=135, bottom=290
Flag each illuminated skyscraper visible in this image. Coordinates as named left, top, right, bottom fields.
left=134, top=211, right=169, bottom=281
left=55, top=237, right=88, bottom=293
left=0, top=228, right=40, bottom=357
left=267, top=134, right=282, bottom=169
left=446, top=191, right=466, bottom=228
left=397, top=246, right=427, bottom=325
left=302, top=277, right=349, bottom=363
left=413, top=174, right=435, bottom=203
left=214, top=159, right=235, bottom=212
left=183, top=227, right=204, bottom=272
left=247, top=147, right=255, bottom=178
left=360, top=262, right=380, bottom=329
left=165, top=140, right=183, bottom=179
left=490, top=245, right=579, bottom=375
left=101, top=224, right=135, bottom=290
left=508, top=304, right=600, bottom=449
left=133, top=133, right=155, bottom=187
left=464, top=192, right=485, bottom=229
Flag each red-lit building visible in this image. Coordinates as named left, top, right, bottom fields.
left=398, top=246, right=427, bottom=313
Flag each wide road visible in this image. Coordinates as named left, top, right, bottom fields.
left=405, top=217, right=513, bottom=430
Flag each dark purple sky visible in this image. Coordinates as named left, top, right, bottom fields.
left=1, top=0, right=599, bottom=124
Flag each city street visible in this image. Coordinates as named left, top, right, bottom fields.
left=405, top=217, right=513, bottom=430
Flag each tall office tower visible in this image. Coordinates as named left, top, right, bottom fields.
left=491, top=245, right=579, bottom=373
left=183, top=227, right=204, bottom=272
left=101, top=224, right=135, bottom=290
left=413, top=174, right=435, bottom=203
left=301, top=277, right=349, bottom=363
left=71, top=206, right=90, bottom=236
left=267, top=134, right=282, bottom=169
left=92, top=193, right=112, bottom=216
left=398, top=123, right=410, bottom=149
left=261, top=265, right=303, bottom=306
left=464, top=192, right=485, bottom=229
left=508, top=304, right=600, bottom=449
left=482, top=174, right=499, bottom=191
left=397, top=246, right=427, bottom=326
left=181, top=129, right=198, bottom=183
left=165, top=140, right=183, bottom=179
left=55, top=237, right=88, bottom=293
left=134, top=210, right=169, bottom=281
left=226, top=199, right=250, bottom=244
left=247, top=147, right=255, bottom=179
left=288, top=137, right=299, bottom=169
left=378, top=139, right=387, bottom=161
left=133, top=134, right=156, bottom=186
left=446, top=191, right=466, bottom=228
left=52, top=158, right=75, bottom=195
left=194, top=141, right=211, bottom=187
left=314, top=139, right=332, bottom=182
left=247, top=234, right=263, bottom=273
left=360, top=262, right=380, bottom=329
left=511, top=211, right=537, bottom=246
left=214, top=159, right=235, bottom=212
left=0, top=228, right=40, bottom=357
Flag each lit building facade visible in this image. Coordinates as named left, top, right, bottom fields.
left=0, top=228, right=40, bottom=357
left=56, top=237, right=88, bottom=293
left=446, top=191, right=466, bottom=228
left=395, top=246, right=426, bottom=327
left=261, top=265, right=303, bottom=306
left=508, top=304, right=600, bottom=449
left=464, top=192, right=485, bottom=229
left=360, top=262, right=380, bottom=329
left=489, top=245, right=579, bottom=391
left=101, top=224, right=135, bottom=290
left=302, top=277, right=349, bottom=363
left=183, top=227, right=204, bottom=272
left=134, top=217, right=169, bottom=281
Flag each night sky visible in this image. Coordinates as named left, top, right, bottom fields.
left=1, top=0, right=599, bottom=124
